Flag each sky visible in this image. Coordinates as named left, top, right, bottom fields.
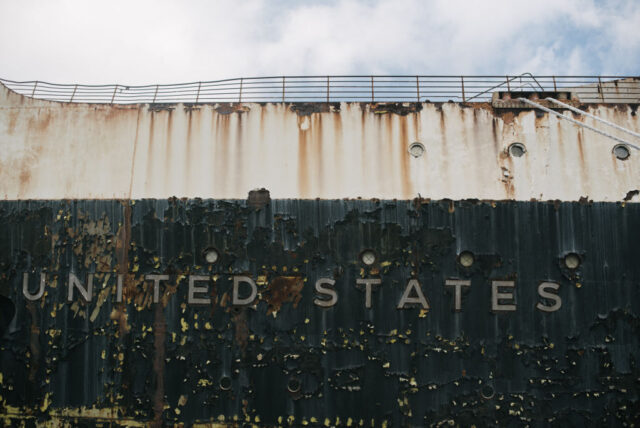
left=0, top=0, right=639, bottom=85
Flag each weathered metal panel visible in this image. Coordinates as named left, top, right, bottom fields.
left=1, top=199, right=638, bottom=425
left=1, top=84, right=639, bottom=202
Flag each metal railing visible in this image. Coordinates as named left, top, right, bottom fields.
left=0, top=75, right=638, bottom=104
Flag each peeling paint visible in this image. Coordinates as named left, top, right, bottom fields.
left=0, top=198, right=639, bottom=425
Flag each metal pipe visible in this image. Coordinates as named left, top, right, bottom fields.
left=518, top=98, right=640, bottom=150
left=546, top=97, right=640, bottom=140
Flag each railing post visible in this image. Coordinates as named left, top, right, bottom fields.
left=552, top=76, right=557, bottom=92
left=110, top=85, right=118, bottom=104
left=506, top=75, right=511, bottom=92
left=195, top=81, right=201, bottom=103
left=598, top=76, right=605, bottom=102
left=461, top=76, right=466, bottom=102
left=31, top=81, right=38, bottom=97
left=239, top=78, right=243, bottom=103
left=326, top=76, right=330, bottom=103
left=371, top=76, right=374, bottom=102
left=282, top=76, right=285, bottom=102
left=70, top=84, right=78, bottom=102
left=416, top=76, right=420, bottom=102
left=152, top=85, right=159, bottom=103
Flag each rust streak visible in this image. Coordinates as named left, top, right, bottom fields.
left=145, top=113, right=156, bottom=193
left=314, top=115, right=324, bottom=196
left=114, top=201, right=132, bottom=336
left=163, top=111, right=174, bottom=192
left=263, top=276, right=304, bottom=315
left=232, top=309, right=249, bottom=352
left=399, top=117, right=412, bottom=199
left=152, top=303, right=166, bottom=427
left=298, top=122, right=310, bottom=197
left=186, top=111, right=194, bottom=193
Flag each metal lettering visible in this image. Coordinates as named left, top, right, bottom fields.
left=233, top=275, right=257, bottom=306
left=68, top=272, right=93, bottom=302
left=188, top=275, right=211, bottom=305
left=536, top=282, right=562, bottom=312
left=397, top=279, right=429, bottom=309
left=145, top=274, right=169, bottom=303
left=314, top=278, right=337, bottom=307
left=491, top=280, right=516, bottom=312
left=356, top=278, right=381, bottom=308
left=22, top=272, right=46, bottom=301
left=445, top=279, right=471, bottom=311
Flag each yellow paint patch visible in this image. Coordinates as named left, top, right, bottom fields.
left=40, top=393, right=51, bottom=412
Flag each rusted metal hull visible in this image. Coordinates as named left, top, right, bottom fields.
left=1, top=198, right=639, bottom=425
left=2, top=83, right=640, bottom=202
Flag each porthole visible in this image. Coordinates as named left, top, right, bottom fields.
left=360, top=250, right=377, bottom=266
left=408, top=142, right=425, bottom=158
left=480, top=384, right=495, bottom=400
left=508, top=142, right=526, bottom=158
left=613, top=144, right=630, bottom=160
left=219, top=376, right=232, bottom=391
left=564, top=253, right=581, bottom=270
left=458, top=251, right=475, bottom=268
left=203, top=247, right=219, bottom=264
left=287, top=377, right=301, bottom=393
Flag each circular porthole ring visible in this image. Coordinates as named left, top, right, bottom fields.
left=508, top=142, right=526, bottom=158
left=457, top=251, right=475, bottom=268
left=563, top=252, right=581, bottom=270
left=359, top=249, right=378, bottom=266
left=480, top=384, right=495, bottom=400
left=613, top=144, right=630, bottom=161
left=203, top=247, right=220, bottom=264
left=287, top=376, right=302, bottom=394
left=219, top=376, right=232, bottom=391
left=408, top=142, right=426, bottom=158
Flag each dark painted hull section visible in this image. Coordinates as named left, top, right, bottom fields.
left=0, top=199, right=638, bottom=426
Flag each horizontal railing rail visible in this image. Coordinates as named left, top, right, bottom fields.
left=1, top=75, right=638, bottom=104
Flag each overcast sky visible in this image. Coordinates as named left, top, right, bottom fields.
left=1, top=0, right=639, bottom=85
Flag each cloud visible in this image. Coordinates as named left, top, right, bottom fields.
left=0, top=0, right=638, bottom=84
